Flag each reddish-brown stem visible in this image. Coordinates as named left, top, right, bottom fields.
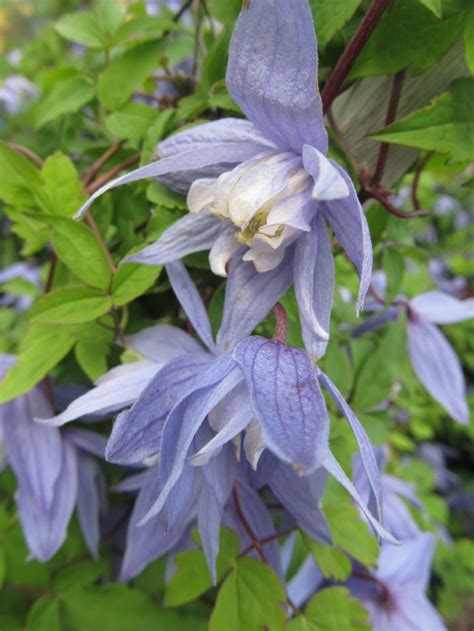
left=82, top=141, right=125, bottom=186
left=411, top=152, right=433, bottom=211
left=367, top=186, right=428, bottom=219
left=368, top=284, right=386, bottom=306
left=85, top=153, right=140, bottom=195
left=44, top=253, right=58, bottom=293
left=370, top=69, right=406, bottom=187
left=239, top=525, right=297, bottom=558
left=232, top=485, right=268, bottom=564
left=352, top=570, right=392, bottom=605
left=273, top=303, right=288, bottom=344
left=8, top=143, right=44, bottom=167
left=85, top=212, right=116, bottom=274
left=322, top=0, right=391, bottom=113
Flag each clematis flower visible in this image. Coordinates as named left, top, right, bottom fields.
left=348, top=534, right=446, bottom=631
left=406, top=290, right=474, bottom=425
left=0, top=354, right=106, bottom=560
left=41, top=260, right=395, bottom=579
left=75, top=0, right=372, bottom=357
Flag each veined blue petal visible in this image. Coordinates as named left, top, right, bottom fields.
left=233, top=337, right=329, bottom=474
left=76, top=453, right=102, bottom=559
left=226, top=0, right=327, bottom=154
left=126, top=323, right=206, bottom=362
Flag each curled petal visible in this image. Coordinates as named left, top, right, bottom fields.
left=303, top=145, right=349, bottom=200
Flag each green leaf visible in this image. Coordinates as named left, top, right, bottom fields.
left=383, top=248, right=405, bottom=302
left=0, top=325, right=76, bottom=403
left=0, top=545, right=5, bottom=588
left=94, top=0, right=124, bottom=39
left=98, top=41, right=165, bottom=110
left=165, top=528, right=239, bottom=607
left=105, top=102, right=157, bottom=141
left=146, top=181, right=187, bottom=210
left=60, top=585, right=202, bottom=631
left=27, top=598, right=62, bottom=631
left=302, top=535, right=352, bottom=581
left=352, top=315, right=407, bottom=409
left=371, top=79, right=474, bottom=162
left=55, top=12, right=104, bottom=48
left=464, top=10, right=474, bottom=74
left=209, top=557, right=286, bottom=631
left=140, top=109, right=176, bottom=165
left=206, top=0, right=241, bottom=24
left=321, top=343, right=352, bottom=396
left=53, top=560, right=108, bottom=591
left=48, top=217, right=113, bottom=291
left=112, top=262, right=162, bottom=306
left=417, top=0, right=442, bottom=18
left=287, top=587, right=370, bottom=631
left=325, top=501, right=379, bottom=567
left=114, top=15, right=177, bottom=43
left=35, top=76, right=95, bottom=128
left=350, top=2, right=464, bottom=78
left=41, top=152, right=85, bottom=216
left=0, top=141, right=46, bottom=209
left=309, top=0, right=361, bottom=49
left=29, top=288, right=112, bottom=324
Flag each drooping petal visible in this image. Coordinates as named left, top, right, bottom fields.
left=216, top=253, right=293, bottom=353
left=302, top=145, right=349, bottom=200
left=410, top=291, right=474, bottom=325
left=269, top=463, right=331, bottom=544
left=38, top=360, right=161, bottom=427
left=17, top=439, right=78, bottom=561
left=3, top=390, right=62, bottom=509
left=377, top=533, right=436, bottom=591
left=76, top=453, right=102, bottom=558
left=323, top=451, right=398, bottom=545
left=407, top=319, right=469, bottom=424
left=166, top=261, right=215, bottom=351
left=322, top=165, right=372, bottom=314
left=106, top=354, right=209, bottom=464
left=64, top=428, right=107, bottom=458
left=126, top=323, right=206, bottom=362
left=233, top=337, right=329, bottom=474
left=139, top=355, right=243, bottom=524
left=287, top=556, right=324, bottom=609
left=191, top=403, right=252, bottom=466
left=294, top=212, right=335, bottom=357
left=124, top=211, right=223, bottom=266
left=318, top=370, right=382, bottom=524
left=76, top=142, right=271, bottom=218
left=397, top=594, right=447, bottom=631
left=226, top=0, right=327, bottom=154
left=120, top=466, right=197, bottom=580
left=198, top=443, right=236, bottom=583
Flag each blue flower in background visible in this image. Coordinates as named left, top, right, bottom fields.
left=76, top=0, right=372, bottom=359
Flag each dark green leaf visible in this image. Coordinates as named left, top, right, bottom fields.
left=309, top=0, right=361, bottom=49
left=464, top=10, right=474, bottom=73
left=417, top=0, right=442, bottom=18
left=371, top=79, right=474, bottom=162
left=105, top=102, right=157, bottom=141
left=383, top=248, right=405, bottom=302
left=98, top=41, right=165, bottom=110
left=26, top=598, right=62, bottom=631
left=0, top=141, right=47, bottom=209
left=41, top=152, right=85, bottom=216
left=35, top=77, right=95, bottom=128
left=48, top=217, right=113, bottom=291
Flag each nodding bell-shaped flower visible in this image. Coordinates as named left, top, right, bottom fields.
left=75, top=0, right=372, bottom=360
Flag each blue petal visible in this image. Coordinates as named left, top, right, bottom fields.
left=294, top=212, right=334, bottom=357
left=106, top=354, right=209, bottom=464
left=124, top=211, right=223, bottom=266
left=269, top=463, right=331, bottom=544
left=233, top=337, right=329, bottom=474
left=318, top=370, right=383, bottom=524
left=139, top=355, right=242, bottom=524
left=410, top=291, right=474, bottom=325
left=226, top=0, right=327, bottom=154
left=76, top=453, right=102, bottom=559
left=64, top=427, right=107, bottom=458
left=322, top=165, right=372, bottom=315
left=407, top=318, right=469, bottom=424
left=126, top=323, right=207, bottom=362
left=217, top=252, right=293, bottom=353
left=166, top=261, right=215, bottom=351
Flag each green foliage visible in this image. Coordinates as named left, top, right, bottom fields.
left=209, top=557, right=286, bottom=631
left=310, top=0, right=361, bottom=49
left=287, top=587, right=370, bottom=631
left=372, top=79, right=474, bottom=162
left=34, top=76, right=96, bottom=128
left=29, top=287, right=112, bottom=324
